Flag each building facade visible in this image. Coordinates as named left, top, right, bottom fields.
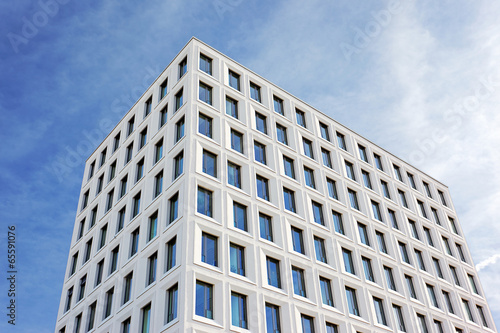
left=56, top=38, right=496, bottom=333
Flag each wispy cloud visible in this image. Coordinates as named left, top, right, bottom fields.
left=477, top=254, right=500, bottom=272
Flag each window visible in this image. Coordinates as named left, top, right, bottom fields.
left=283, top=156, right=295, bottom=179
left=468, top=274, right=479, bottom=294
left=398, top=242, right=410, bottom=264
left=342, top=248, right=355, bottom=274
left=224, top=69, right=240, bottom=90
left=160, top=78, right=168, bottom=99
left=345, top=287, right=359, bottom=316
left=358, top=145, right=368, bottom=162
left=139, top=127, right=147, bottom=149
left=135, top=158, right=144, bottom=182
left=141, top=303, right=151, bottom=333
left=374, top=153, right=383, bottom=170
left=108, top=161, right=116, bottom=182
left=202, top=150, right=217, bottom=177
left=154, top=139, right=163, bottom=164
left=415, top=249, right=426, bottom=271
left=303, top=167, right=315, bottom=188
left=409, top=220, right=420, bottom=240
left=376, top=231, right=388, bottom=254
left=173, top=151, right=183, bottom=179
left=427, top=284, right=439, bottom=308
left=358, top=223, right=370, bottom=246
left=314, top=237, right=327, bottom=263
left=388, top=209, right=399, bottom=229
left=94, top=260, right=104, bottom=287
left=124, top=143, right=133, bottom=164
left=336, top=132, right=347, bottom=150
left=175, top=88, right=183, bottom=111
left=147, top=212, right=158, bottom=242
left=132, top=192, right=141, bottom=218
left=348, top=189, right=359, bottom=210
left=77, top=274, right=86, bottom=302
left=250, top=82, right=261, bottom=102
left=98, top=224, right=107, bottom=250
left=371, top=201, right=382, bottom=221
left=398, top=190, right=408, bottom=208
left=273, top=95, right=284, bottom=115
left=103, top=287, right=114, bottom=319
left=69, top=252, right=78, bottom=277
left=254, top=141, right=267, bottom=164
left=405, top=275, right=417, bottom=299
left=86, top=301, right=96, bottom=332
left=450, top=265, right=461, bottom=286
left=89, top=207, right=97, bottom=229
left=144, top=172, right=156, bottom=198
left=433, top=258, right=443, bottom=278
left=230, top=243, right=245, bottom=276
left=276, top=124, right=288, bottom=145
left=226, top=96, right=238, bottom=118
left=96, top=175, right=103, bottom=195
left=165, top=237, right=176, bottom=271
left=64, top=287, right=73, bottom=312
left=122, top=272, right=133, bottom=304
left=266, top=257, right=281, bottom=288
left=231, top=292, right=247, bottom=328
left=198, top=113, right=212, bottom=138
left=168, top=193, right=179, bottom=224
left=256, top=175, right=270, bottom=201
left=195, top=281, right=213, bottom=319
left=178, top=57, right=187, bottom=78
left=417, top=314, right=428, bottom=333
left=424, top=227, right=434, bottom=246
left=442, top=236, right=453, bottom=256
left=130, top=228, right=139, bottom=257
left=332, top=211, right=344, bottom=234
left=259, top=213, right=273, bottom=241
left=265, top=303, right=281, bottom=333
left=77, top=219, right=85, bottom=240
left=159, top=105, right=167, bottom=128
left=462, top=299, right=475, bottom=322
left=197, top=187, right=212, bottom=217
left=477, top=305, right=489, bottom=327
left=322, top=149, right=332, bottom=168
left=393, top=304, right=406, bottom=332
left=384, top=266, right=396, bottom=290
left=233, top=202, right=247, bottom=231
left=345, top=161, right=356, bottom=180
left=283, top=187, right=296, bottom=213
left=431, top=208, right=441, bottom=225
left=201, top=232, right=218, bottom=266
left=423, top=182, right=432, bottom=198
left=362, top=256, right=375, bottom=282
left=310, top=202, right=324, bottom=226
left=443, top=291, right=454, bottom=314
left=393, top=164, right=403, bottom=182
left=99, top=148, right=107, bottom=168
left=434, top=320, right=444, bottom=333
left=254, top=112, right=268, bottom=134
left=292, top=266, right=307, bottom=297
left=320, top=277, right=334, bottom=306
left=417, top=200, right=428, bottom=218
left=226, top=162, right=241, bottom=188
left=83, top=238, right=92, bottom=263
left=109, top=246, right=119, bottom=274
left=296, top=109, right=306, bottom=127
left=407, top=173, right=416, bottom=189
left=291, top=227, right=305, bottom=254
left=199, top=54, right=212, bottom=75
left=113, top=132, right=120, bottom=153
left=146, top=252, right=157, bottom=286
left=166, top=284, right=178, bottom=323
left=438, top=190, right=447, bottom=206
left=380, top=180, right=391, bottom=199
left=74, top=313, right=82, bottom=333
left=127, top=116, right=135, bottom=137
left=373, top=297, right=387, bottom=326
left=320, top=122, right=330, bottom=141
left=175, top=116, right=184, bottom=142
left=449, top=217, right=459, bottom=235
left=362, top=170, right=372, bottom=189
left=230, top=129, right=244, bottom=153
left=456, top=243, right=466, bottom=262
left=301, top=314, right=315, bottom=333
left=302, top=138, right=314, bottom=159
left=326, top=178, right=338, bottom=199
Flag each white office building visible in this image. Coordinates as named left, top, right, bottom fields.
left=56, top=37, right=496, bottom=333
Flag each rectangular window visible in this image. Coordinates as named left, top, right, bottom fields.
left=443, top=290, right=454, bottom=314
left=450, top=265, right=461, bottom=286
left=199, top=54, right=212, bottom=75
left=362, top=170, right=372, bottom=189
left=130, top=228, right=139, bottom=257
left=109, top=246, right=119, bottom=274
left=393, top=304, right=406, bottom=332
left=113, top=132, right=120, bottom=153
left=231, top=292, right=247, bottom=328
left=438, top=190, right=447, bottom=206
left=456, top=243, right=466, bottom=262
left=94, top=260, right=104, bottom=287
left=103, top=287, right=114, bottom=319
left=393, top=164, right=403, bottom=182
left=442, top=236, right=453, bottom=256
left=132, top=192, right=141, bottom=218
left=202, top=150, right=217, bottom=177
left=381, top=180, right=391, bottom=199
left=405, top=275, right=417, bottom=299
left=173, top=151, right=183, bottom=179
left=423, top=182, right=432, bottom=198
left=74, top=313, right=82, bottom=333
left=431, top=208, right=441, bottom=225
left=159, top=105, right=167, bottom=128
left=427, top=284, right=439, bottom=308
left=266, top=257, right=281, bottom=288
left=424, top=227, right=434, bottom=246
left=122, top=272, right=133, bottom=304
left=283, top=187, right=296, bottom=213
left=376, top=231, right=388, bottom=254
left=342, top=248, right=355, bottom=274
left=345, top=287, right=359, bottom=316
left=255, top=112, right=268, bottom=134
left=301, top=314, right=315, bottom=333
left=384, top=266, right=396, bottom=291
left=358, top=223, right=370, bottom=246
left=418, top=200, right=428, bottom=218
left=273, top=95, right=284, bottom=115
left=233, top=202, right=247, bottom=231
left=124, top=143, right=133, bottom=164
left=201, top=232, right=218, bottom=266
left=195, top=281, right=213, bottom=319
left=314, top=236, right=327, bottom=263
left=292, top=266, right=307, bottom=297
left=146, top=252, right=157, bottom=286
left=139, top=127, right=147, bottom=149
left=291, top=226, right=305, bottom=254
left=83, top=238, right=92, bottom=263
left=227, top=162, right=241, bottom=188
left=197, top=187, right=213, bottom=217
left=86, top=301, right=96, bottom=332
left=336, top=132, right=347, bottom=150
left=226, top=96, right=238, bottom=118
left=283, top=156, right=295, bottom=179
left=407, top=172, right=416, bottom=189
left=373, top=297, right=388, bottom=326
left=198, top=113, right=212, bottom=138
left=374, top=153, right=383, bottom=170
left=141, top=303, right=151, bottom=333
left=399, top=242, right=410, bottom=264
left=434, top=320, right=444, bottom=333
left=77, top=274, right=86, bottom=302
left=371, top=201, right=382, bottom=222
left=468, top=274, right=479, bottom=294
left=320, top=122, right=330, bottom=141
left=96, top=175, right=103, bottom=195
left=108, top=161, right=116, bottom=182
left=151, top=170, right=162, bottom=198
left=228, top=70, right=240, bottom=90
left=254, top=141, right=267, bottom=164
left=265, top=303, right=281, bottom=333
left=64, top=287, right=73, bottom=312
left=160, top=78, right=168, bottom=99
left=296, top=109, right=306, bottom=127
left=326, top=178, right=338, bottom=199
left=276, top=124, right=288, bottom=145
left=259, top=213, right=273, bottom=241
left=462, top=299, right=475, bottom=322
left=105, top=190, right=114, bottom=212
left=127, top=116, right=135, bottom=137
left=322, top=149, right=332, bottom=168
left=417, top=314, right=428, bottom=333
left=98, top=224, right=107, bottom=250
left=77, top=219, right=85, bottom=240
left=175, top=116, right=185, bottom=143
left=168, top=192, right=179, bottom=223
left=230, top=129, right=244, bottom=153
left=135, top=158, right=144, bottom=182
left=345, top=161, right=356, bottom=180
left=388, top=209, right=399, bottom=229
left=256, top=175, right=270, bottom=201
left=250, top=82, right=261, bottom=102
left=398, top=190, right=408, bottom=208
left=154, top=139, right=163, bottom=164
left=348, top=189, right=359, bottom=210
left=358, top=145, right=368, bottom=162
left=302, top=138, right=314, bottom=159
left=165, top=236, right=176, bottom=271
left=320, top=277, right=334, bottom=306
left=303, top=166, right=315, bottom=188
left=449, top=217, right=459, bottom=234
left=69, top=252, right=78, bottom=277
left=362, top=256, right=375, bottom=282
left=166, top=284, right=178, bottom=323
left=99, top=148, right=107, bottom=167
left=230, top=243, right=245, bottom=276
left=178, top=57, right=187, bottom=78
left=409, top=220, right=420, bottom=240
left=88, top=162, right=95, bottom=181
left=415, top=249, right=426, bottom=271
left=311, top=202, right=324, bottom=226
left=433, top=258, right=443, bottom=278
left=175, top=88, right=183, bottom=111
left=332, top=210, right=344, bottom=234
left=477, top=305, right=488, bottom=327
left=147, top=212, right=158, bottom=242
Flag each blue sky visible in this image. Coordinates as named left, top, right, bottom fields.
left=1, top=0, right=500, bottom=331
